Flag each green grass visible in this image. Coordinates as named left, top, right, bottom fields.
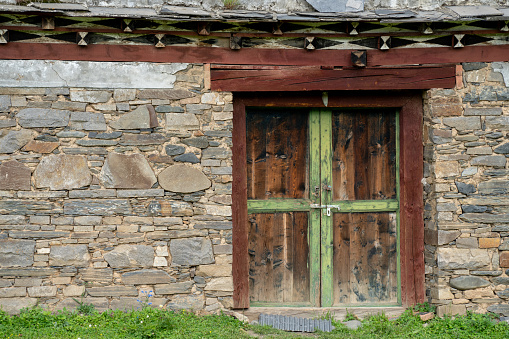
left=1, top=307, right=509, bottom=338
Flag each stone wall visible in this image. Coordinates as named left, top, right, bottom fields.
left=424, top=62, right=509, bottom=317
left=0, top=61, right=234, bottom=315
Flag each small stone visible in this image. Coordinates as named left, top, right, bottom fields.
left=63, top=285, right=85, bottom=297
left=166, top=294, right=204, bottom=311
left=34, top=155, right=91, bottom=190
left=27, top=286, right=57, bottom=297
left=0, top=240, right=35, bottom=267
left=174, top=153, right=200, bottom=163
left=437, top=305, right=466, bottom=317
left=56, top=131, right=86, bottom=138
left=166, top=113, right=199, bottom=130
left=170, top=237, right=214, bottom=266
left=479, top=238, right=501, bottom=248
left=471, top=271, right=502, bottom=276
left=156, top=106, right=184, bottom=113
left=461, top=205, right=487, bottom=213
left=202, top=148, right=232, bottom=160
left=435, top=161, right=459, bottom=178
left=88, top=131, right=122, bottom=140
left=158, top=164, right=211, bottom=193
left=205, top=277, right=233, bottom=291
left=70, top=90, right=111, bottom=103
left=100, top=153, right=156, bottom=189
left=0, top=129, right=34, bottom=154
left=22, top=140, right=59, bottom=153
left=17, top=108, right=70, bottom=128
left=110, top=105, right=158, bottom=130
left=70, top=112, right=107, bottom=131
left=103, top=245, right=154, bottom=268
left=429, top=96, right=462, bottom=117
left=456, top=182, right=476, bottom=194
left=155, top=281, right=193, bottom=295
left=153, top=257, right=168, bottom=266
left=465, top=107, right=502, bottom=116
left=113, top=89, right=136, bottom=102
left=0, top=119, right=16, bottom=129
left=182, top=137, right=209, bottom=149
left=494, top=143, right=509, bottom=154
left=138, top=89, right=194, bottom=100
left=165, top=145, right=185, bottom=156
left=450, top=276, right=490, bottom=290
left=0, top=95, right=11, bottom=111
left=121, top=269, right=174, bottom=285
left=120, top=134, right=168, bottom=146
left=443, top=117, right=481, bottom=131
left=64, top=199, right=131, bottom=216
left=49, top=245, right=90, bottom=267
left=500, top=252, right=509, bottom=268
left=87, top=286, right=138, bottom=297
left=488, top=304, right=509, bottom=316
left=486, top=116, right=509, bottom=129
left=0, top=160, right=31, bottom=190
left=471, top=156, right=506, bottom=167
left=437, top=248, right=490, bottom=269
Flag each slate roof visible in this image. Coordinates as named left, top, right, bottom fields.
left=0, top=4, right=509, bottom=23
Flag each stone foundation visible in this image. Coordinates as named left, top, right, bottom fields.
left=424, top=62, right=509, bottom=316
left=0, top=61, right=233, bottom=314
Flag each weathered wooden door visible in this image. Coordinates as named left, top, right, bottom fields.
left=246, top=107, right=399, bottom=307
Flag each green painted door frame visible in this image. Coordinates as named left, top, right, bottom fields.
left=247, top=108, right=400, bottom=307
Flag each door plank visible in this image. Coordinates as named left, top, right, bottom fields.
left=333, top=212, right=398, bottom=305
left=248, top=212, right=310, bottom=304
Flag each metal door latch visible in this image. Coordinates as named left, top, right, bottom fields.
left=310, top=204, right=341, bottom=216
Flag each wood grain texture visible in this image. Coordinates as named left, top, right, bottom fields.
left=332, top=110, right=396, bottom=201
left=211, top=66, right=456, bottom=92
left=333, top=213, right=398, bottom=305
left=3, top=42, right=509, bottom=67
left=232, top=98, right=249, bottom=309
left=246, top=110, right=308, bottom=200
left=248, top=212, right=310, bottom=304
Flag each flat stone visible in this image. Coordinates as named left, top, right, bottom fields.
left=170, top=237, right=214, bottom=266
left=165, top=145, right=185, bottom=156
left=443, top=116, right=480, bottom=131
left=0, top=268, right=56, bottom=277
left=488, top=304, right=509, bottom=316
left=437, top=305, right=466, bottom=317
left=478, top=181, right=509, bottom=195
left=155, top=281, right=193, bottom=295
left=166, top=113, right=199, bottom=130
left=456, top=182, right=475, bottom=194
left=436, top=230, right=461, bottom=245
left=0, top=119, right=16, bottom=129
left=22, top=140, right=59, bottom=154
left=17, top=108, right=70, bottom=128
left=34, top=154, right=92, bottom=190
left=486, top=116, right=509, bottom=129
left=117, top=189, right=164, bottom=198
left=0, top=95, right=10, bottom=111
left=429, top=96, right=462, bottom=117
left=89, top=132, right=122, bottom=140
left=110, top=297, right=167, bottom=311
left=471, top=156, right=506, bottom=167
left=194, top=221, right=232, bottom=230
left=113, top=89, right=136, bottom=102
left=63, top=285, right=85, bottom=297
left=0, top=160, right=31, bottom=190
left=167, top=294, right=205, bottom=311
left=450, top=276, right=490, bottom=290
left=460, top=213, right=509, bottom=223
left=27, top=286, right=56, bottom=297
left=156, top=106, right=184, bottom=113
left=100, top=153, right=156, bottom=189
left=51, top=101, right=87, bottom=111
left=80, top=268, right=113, bottom=283
left=121, top=269, right=175, bottom=285
left=437, top=248, right=490, bottom=269
left=64, top=199, right=131, bottom=216
left=138, top=89, right=194, bottom=100
left=110, top=105, right=158, bottom=130
left=49, top=245, right=90, bottom=267
left=479, top=238, right=501, bottom=248
left=495, top=143, right=509, bottom=154
left=120, top=134, right=168, bottom=146
left=496, top=289, right=509, bottom=299
left=196, top=264, right=231, bottom=277
left=0, top=298, right=37, bottom=315
left=0, top=200, right=61, bottom=215
left=69, top=112, right=107, bottom=131
left=463, top=62, right=487, bottom=71
left=462, top=205, right=487, bottom=213
left=202, top=148, right=232, bottom=160
left=205, top=277, right=233, bottom=291
left=87, top=286, right=138, bottom=297
left=465, top=107, right=502, bottom=116
left=182, top=137, right=209, bottom=149
left=471, top=271, right=503, bottom=276
left=103, top=244, right=154, bottom=268
left=500, top=252, right=509, bottom=268
left=148, top=154, right=173, bottom=164
left=158, top=164, right=211, bottom=193
left=174, top=153, right=200, bottom=163
left=70, top=90, right=111, bottom=103
left=0, top=239, right=35, bottom=267
left=9, top=231, right=69, bottom=239
left=75, top=139, right=118, bottom=147
left=0, top=129, right=34, bottom=154
left=0, top=287, right=26, bottom=298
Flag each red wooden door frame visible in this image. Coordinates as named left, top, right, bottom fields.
left=232, top=91, right=425, bottom=309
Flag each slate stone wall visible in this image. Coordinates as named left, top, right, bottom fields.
left=424, top=62, right=509, bottom=317
left=0, top=63, right=234, bottom=315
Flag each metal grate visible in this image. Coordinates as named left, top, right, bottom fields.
left=258, top=313, right=335, bottom=333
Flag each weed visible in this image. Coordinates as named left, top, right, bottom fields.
left=137, top=290, right=154, bottom=309
left=413, top=301, right=436, bottom=313
left=344, top=309, right=358, bottom=321
left=223, top=0, right=240, bottom=10
left=72, top=284, right=95, bottom=315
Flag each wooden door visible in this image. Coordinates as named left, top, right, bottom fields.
left=246, top=107, right=399, bottom=307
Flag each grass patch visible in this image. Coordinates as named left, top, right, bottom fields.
left=1, top=307, right=509, bottom=338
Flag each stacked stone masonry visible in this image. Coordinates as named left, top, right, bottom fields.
left=424, top=62, right=509, bottom=317
left=0, top=63, right=234, bottom=315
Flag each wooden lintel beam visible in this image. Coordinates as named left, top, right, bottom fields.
left=211, top=66, right=456, bottom=92
left=1, top=42, right=509, bottom=68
